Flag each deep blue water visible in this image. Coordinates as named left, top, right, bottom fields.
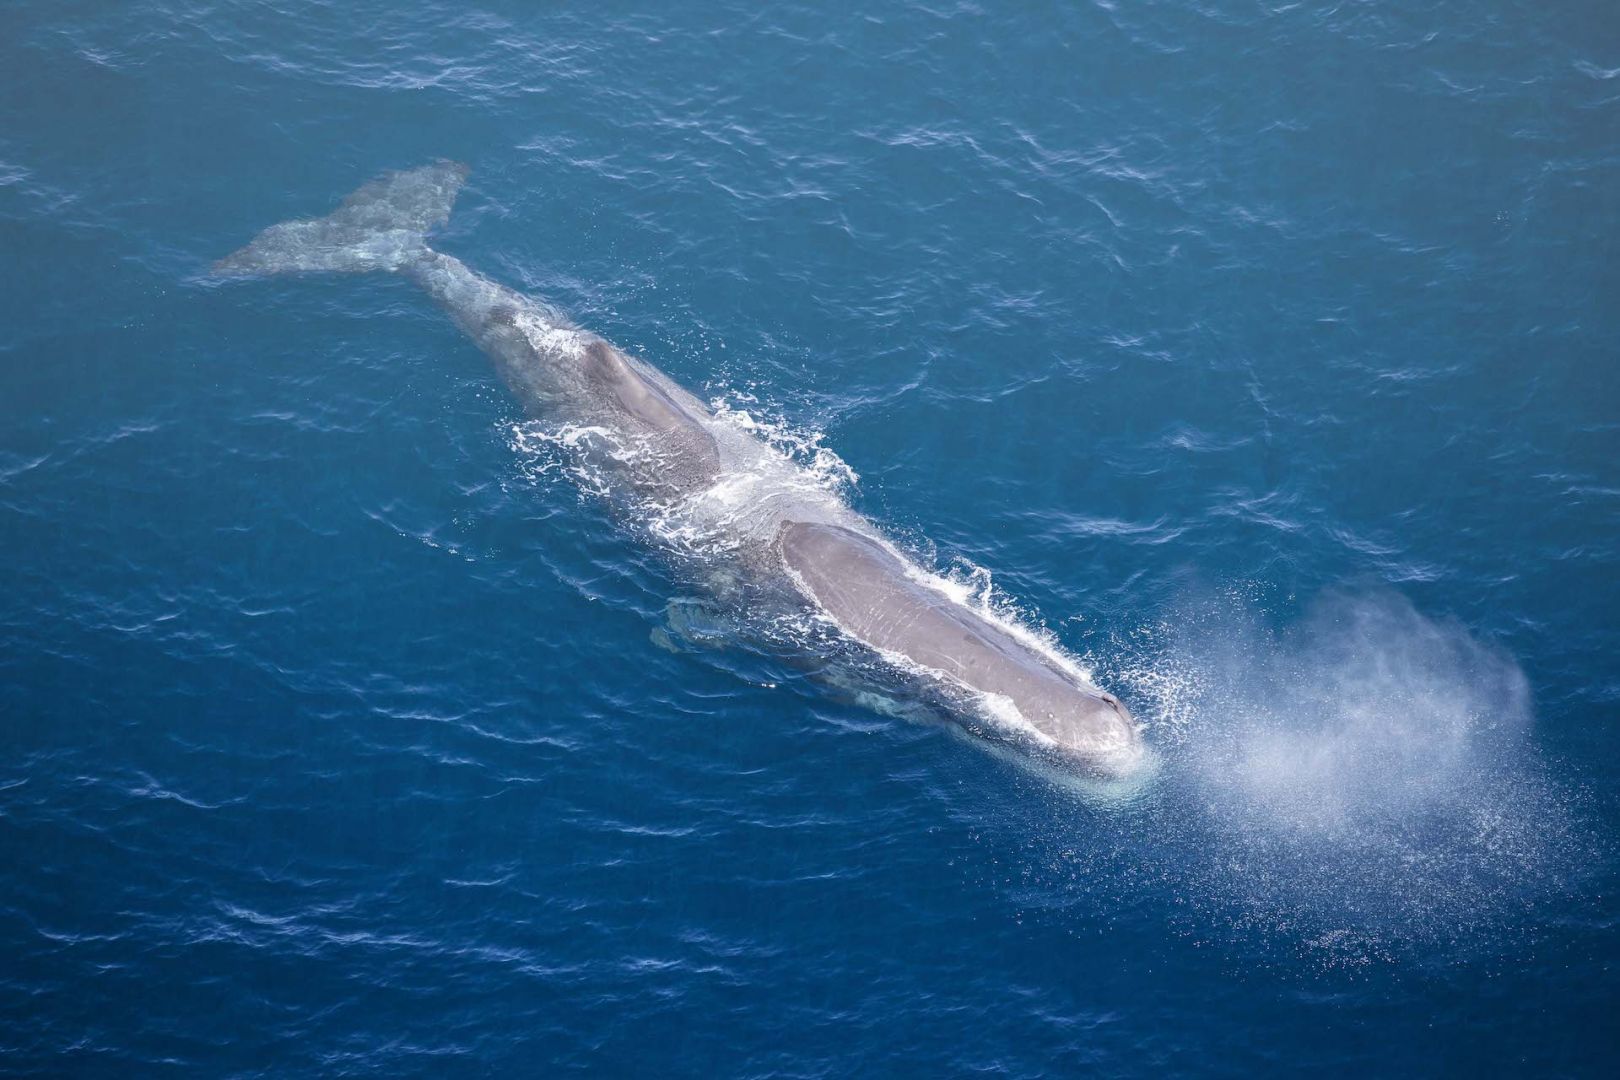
left=3, top=1, right=1619, bottom=1074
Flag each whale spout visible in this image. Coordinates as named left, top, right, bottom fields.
left=214, top=161, right=469, bottom=276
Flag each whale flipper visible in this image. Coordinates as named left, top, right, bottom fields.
left=214, top=161, right=469, bottom=276
left=650, top=596, right=736, bottom=653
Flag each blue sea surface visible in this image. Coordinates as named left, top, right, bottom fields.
left=3, top=1, right=1618, bottom=1074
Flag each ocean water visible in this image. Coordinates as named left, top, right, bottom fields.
left=3, top=0, right=1618, bottom=1074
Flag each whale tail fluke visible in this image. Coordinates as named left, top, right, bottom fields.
left=213, top=161, right=469, bottom=277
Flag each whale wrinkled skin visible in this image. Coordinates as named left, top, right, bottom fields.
left=217, top=162, right=1145, bottom=778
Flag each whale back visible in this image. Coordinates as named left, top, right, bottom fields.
left=577, top=340, right=723, bottom=494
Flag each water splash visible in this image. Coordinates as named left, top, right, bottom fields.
left=705, top=392, right=860, bottom=497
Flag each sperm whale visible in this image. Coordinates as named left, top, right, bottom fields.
left=216, top=161, right=1145, bottom=777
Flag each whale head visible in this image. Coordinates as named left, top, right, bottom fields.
left=996, top=680, right=1146, bottom=778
